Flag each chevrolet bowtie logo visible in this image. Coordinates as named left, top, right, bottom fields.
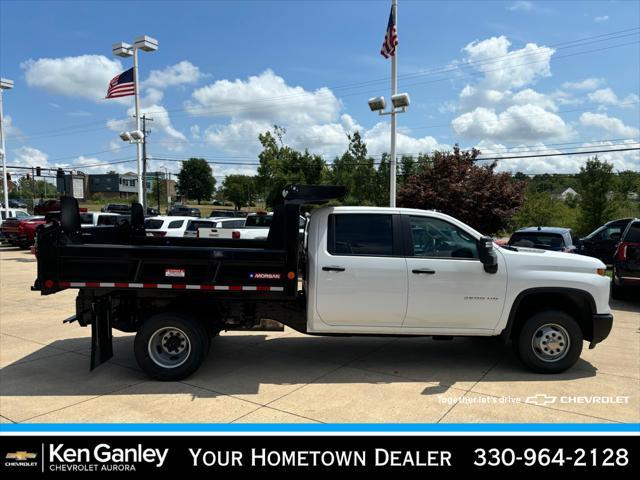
left=6, top=451, right=37, bottom=460
left=525, top=394, right=557, bottom=406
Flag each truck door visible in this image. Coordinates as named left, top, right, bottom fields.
left=402, top=215, right=507, bottom=331
left=315, top=213, right=408, bottom=328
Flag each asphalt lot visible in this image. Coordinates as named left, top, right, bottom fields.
left=1, top=246, right=638, bottom=424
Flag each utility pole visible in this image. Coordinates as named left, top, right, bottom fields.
left=155, top=171, right=160, bottom=211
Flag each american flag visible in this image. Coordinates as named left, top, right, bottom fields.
left=380, top=5, right=398, bottom=59
left=105, top=68, right=135, bottom=99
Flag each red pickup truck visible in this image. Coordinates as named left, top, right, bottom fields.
left=0, top=216, right=46, bottom=249
left=34, top=199, right=87, bottom=215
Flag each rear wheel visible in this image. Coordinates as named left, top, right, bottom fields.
left=514, top=310, right=583, bottom=373
left=134, top=312, right=210, bottom=381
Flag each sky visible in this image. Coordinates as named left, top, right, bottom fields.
left=0, top=0, right=639, bottom=183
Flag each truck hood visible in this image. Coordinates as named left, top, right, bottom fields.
left=499, top=245, right=606, bottom=273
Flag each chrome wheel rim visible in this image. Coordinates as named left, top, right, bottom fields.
left=148, top=327, right=191, bottom=369
left=531, top=323, right=570, bottom=362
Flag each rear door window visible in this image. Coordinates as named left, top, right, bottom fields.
left=625, top=222, right=640, bottom=242
left=186, top=220, right=214, bottom=231
left=328, top=214, right=393, bottom=256
left=168, top=220, right=184, bottom=229
left=246, top=215, right=272, bottom=227
left=144, top=219, right=164, bottom=229
left=510, top=232, right=565, bottom=249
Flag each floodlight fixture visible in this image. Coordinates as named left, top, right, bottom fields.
left=368, top=96, right=386, bottom=112
left=134, top=35, right=158, bottom=52
left=391, top=92, right=410, bottom=109
left=112, top=42, right=133, bottom=58
left=129, top=130, right=144, bottom=141
left=0, top=78, right=14, bottom=90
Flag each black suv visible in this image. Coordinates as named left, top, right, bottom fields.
left=611, top=219, right=640, bottom=299
left=577, top=218, right=634, bottom=265
left=168, top=205, right=201, bottom=217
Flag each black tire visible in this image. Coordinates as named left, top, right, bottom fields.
left=514, top=310, right=583, bottom=373
left=134, top=312, right=210, bottom=381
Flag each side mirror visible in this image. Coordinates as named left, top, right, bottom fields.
left=478, top=236, right=498, bottom=274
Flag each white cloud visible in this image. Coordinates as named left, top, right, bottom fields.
left=587, top=88, right=639, bottom=108
left=579, top=112, right=639, bottom=137
left=3, top=115, right=23, bottom=138
left=142, top=61, right=203, bottom=89
left=452, top=105, right=572, bottom=142
left=204, top=120, right=273, bottom=154
left=479, top=139, right=640, bottom=174
left=462, top=36, right=555, bottom=90
left=363, top=123, right=450, bottom=158
left=188, top=69, right=341, bottom=125
left=594, top=15, right=609, bottom=22
left=561, top=78, right=605, bottom=90
left=507, top=1, right=533, bottom=12
left=107, top=102, right=187, bottom=151
left=549, top=90, right=583, bottom=106
left=190, top=125, right=201, bottom=140
left=458, top=85, right=557, bottom=112
left=13, top=146, right=49, bottom=168
left=21, top=55, right=123, bottom=102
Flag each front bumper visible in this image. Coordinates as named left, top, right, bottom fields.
left=589, top=313, right=613, bottom=349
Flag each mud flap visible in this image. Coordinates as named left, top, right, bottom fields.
left=90, top=300, right=113, bottom=370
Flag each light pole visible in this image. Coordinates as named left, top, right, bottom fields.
left=112, top=35, right=158, bottom=209
left=0, top=77, right=14, bottom=213
left=368, top=92, right=410, bottom=208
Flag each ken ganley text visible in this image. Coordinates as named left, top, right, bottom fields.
left=190, top=448, right=452, bottom=467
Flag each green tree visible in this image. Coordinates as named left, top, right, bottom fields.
left=577, top=156, right=616, bottom=234
left=176, top=158, right=216, bottom=204
left=510, top=190, right=578, bottom=231
left=257, top=126, right=325, bottom=207
left=221, top=175, right=255, bottom=210
left=397, top=146, right=526, bottom=234
left=328, top=132, right=378, bottom=205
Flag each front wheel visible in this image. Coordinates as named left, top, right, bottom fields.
left=134, top=312, right=210, bottom=381
left=514, top=310, right=583, bottom=373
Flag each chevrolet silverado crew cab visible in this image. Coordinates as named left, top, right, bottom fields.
left=32, top=185, right=613, bottom=380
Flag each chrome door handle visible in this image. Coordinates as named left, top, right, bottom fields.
left=412, top=268, right=436, bottom=274
left=322, top=265, right=346, bottom=272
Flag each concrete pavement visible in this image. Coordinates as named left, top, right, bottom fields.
left=1, top=247, right=638, bottom=424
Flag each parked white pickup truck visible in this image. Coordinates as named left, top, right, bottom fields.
left=228, top=212, right=307, bottom=240
left=35, top=186, right=613, bottom=380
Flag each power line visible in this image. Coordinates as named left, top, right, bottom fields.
left=147, top=146, right=640, bottom=167
left=475, top=147, right=640, bottom=162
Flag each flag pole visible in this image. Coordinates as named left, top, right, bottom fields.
left=133, top=47, right=144, bottom=210
left=390, top=0, right=397, bottom=208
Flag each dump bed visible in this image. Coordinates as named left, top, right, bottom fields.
left=33, top=185, right=345, bottom=299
